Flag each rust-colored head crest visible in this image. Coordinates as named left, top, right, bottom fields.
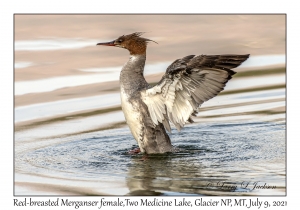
left=97, top=32, right=157, bottom=55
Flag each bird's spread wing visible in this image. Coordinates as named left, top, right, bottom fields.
left=141, top=54, right=250, bottom=132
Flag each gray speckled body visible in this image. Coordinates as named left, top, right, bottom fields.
left=120, top=54, right=173, bottom=153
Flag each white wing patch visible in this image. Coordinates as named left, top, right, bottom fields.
left=141, top=73, right=195, bottom=131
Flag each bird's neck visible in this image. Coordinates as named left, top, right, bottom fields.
left=120, top=54, right=148, bottom=94
left=123, top=54, right=146, bottom=73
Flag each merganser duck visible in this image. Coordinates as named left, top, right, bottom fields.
left=97, top=32, right=249, bottom=154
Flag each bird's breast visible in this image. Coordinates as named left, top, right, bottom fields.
left=120, top=85, right=143, bottom=143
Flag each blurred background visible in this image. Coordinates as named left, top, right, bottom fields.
left=14, top=15, right=286, bottom=196
left=15, top=15, right=285, bottom=105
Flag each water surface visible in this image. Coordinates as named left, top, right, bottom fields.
left=15, top=118, right=285, bottom=196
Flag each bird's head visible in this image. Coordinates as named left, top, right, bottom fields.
left=96, top=32, right=157, bottom=55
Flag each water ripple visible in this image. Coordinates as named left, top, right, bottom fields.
left=16, top=120, right=285, bottom=195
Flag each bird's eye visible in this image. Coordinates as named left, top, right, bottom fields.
left=117, top=39, right=123, bottom=43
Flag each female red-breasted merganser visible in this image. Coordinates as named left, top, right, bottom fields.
left=97, top=32, right=249, bottom=154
